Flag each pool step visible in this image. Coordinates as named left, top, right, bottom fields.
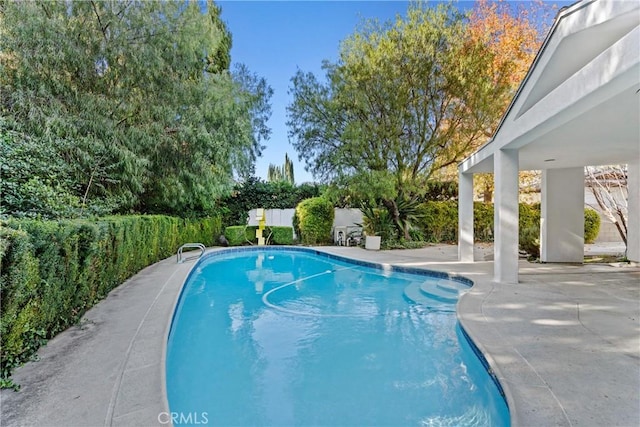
left=419, top=281, right=458, bottom=303
left=436, top=279, right=470, bottom=294
left=403, top=283, right=452, bottom=310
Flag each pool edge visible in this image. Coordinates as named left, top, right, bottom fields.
left=164, top=245, right=512, bottom=425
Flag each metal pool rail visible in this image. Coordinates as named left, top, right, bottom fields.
left=176, top=243, right=205, bottom=263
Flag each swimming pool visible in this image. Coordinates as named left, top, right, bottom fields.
left=166, top=248, right=509, bottom=426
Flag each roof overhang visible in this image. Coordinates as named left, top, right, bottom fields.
left=459, top=0, right=640, bottom=175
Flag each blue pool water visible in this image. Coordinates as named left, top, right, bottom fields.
left=166, top=248, right=509, bottom=426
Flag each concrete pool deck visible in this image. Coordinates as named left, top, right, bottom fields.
left=1, top=244, right=638, bottom=426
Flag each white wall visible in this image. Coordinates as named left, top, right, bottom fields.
left=333, top=208, right=363, bottom=228
left=247, top=208, right=295, bottom=228
left=540, top=168, right=585, bottom=263
left=246, top=208, right=363, bottom=241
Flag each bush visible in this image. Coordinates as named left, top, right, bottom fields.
left=421, top=201, right=458, bottom=242
left=0, top=215, right=221, bottom=387
left=419, top=201, right=542, bottom=245
left=269, top=226, right=294, bottom=245
left=473, top=202, right=494, bottom=241
left=224, top=225, right=294, bottom=246
left=584, top=208, right=601, bottom=244
left=519, top=225, right=541, bottom=259
left=360, top=204, right=396, bottom=241
left=295, top=198, right=334, bottom=245
left=423, top=180, right=458, bottom=201
left=224, top=226, right=254, bottom=246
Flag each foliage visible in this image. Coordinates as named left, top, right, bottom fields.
left=360, top=204, right=396, bottom=242
left=219, top=178, right=323, bottom=226
left=0, top=215, right=221, bottom=386
left=519, top=202, right=541, bottom=231
left=269, top=226, right=294, bottom=245
left=224, top=225, right=294, bottom=246
left=421, top=201, right=459, bottom=243
left=224, top=226, right=253, bottom=246
left=381, top=240, right=430, bottom=250
left=467, top=0, right=551, bottom=116
left=519, top=226, right=541, bottom=260
left=416, top=201, right=542, bottom=244
left=584, top=208, right=601, bottom=244
left=473, top=202, right=494, bottom=242
left=295, top=198, right=334, bottom=245
left=0, top=127, right=83, bottom=218
left=424, top=180, right=459, bottom=201
left=287, top=2, right=547, bottom=237
left=267, top=153, right=295, bottom=185
left=0, top=0, right=271, bottom=218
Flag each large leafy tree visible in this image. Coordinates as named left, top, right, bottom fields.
left=288, top=3, right=513, bottom=238
left=0, top=0, right=271, bottom=217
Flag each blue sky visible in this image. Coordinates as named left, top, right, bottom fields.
left=217, top=1, right=572, bottom=184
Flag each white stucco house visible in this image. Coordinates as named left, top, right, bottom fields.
left=458, top=0, right=640, bottom=283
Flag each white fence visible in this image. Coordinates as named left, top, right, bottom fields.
left=246, top=208, right=363, bottom=241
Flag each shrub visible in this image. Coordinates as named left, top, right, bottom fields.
left=224, top=226, right=254, bottom=246
left=295, top=197, right=334, bottom=245
left=584, top=208, right=601, bottom=244
left=519, top=225, right=541, bottom=259
left=519, top=203, right=541, bottom=231
left=421, top=201, right=458, bottom=242
left=269, top=226, right=294, bottom=245
left=224, top=225, right=294, bottom=246
left=423, top=180, right=458, bottom=201
left=360, top=204, right=396, bottom=241
left=0, top=215, right=221, bottom=387
left=473, top=202, right=494, bottom=241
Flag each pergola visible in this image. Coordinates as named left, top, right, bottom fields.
left=458, top=0, right=640, bottom=283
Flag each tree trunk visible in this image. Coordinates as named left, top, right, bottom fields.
left=382, top=199, right=408, bottom=236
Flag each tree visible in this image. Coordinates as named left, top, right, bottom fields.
left=0, top=0, right=271, bottom=218
left=267, top=153, right=295, bottom=184
left=464, top=0, right=553, bottom=202
left=586, top=165, right=628, bottom=246
left=287, top=3, right=520, bottom=239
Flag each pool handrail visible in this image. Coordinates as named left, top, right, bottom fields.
left=176, top=243, right=206, bottom=263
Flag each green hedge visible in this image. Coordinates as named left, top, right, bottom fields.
left=224, top=225, right=294, bottom=246
left=420, top=201, right=598, bottom=252
left=0, top=215, right=221, bottom=386
left=269, top=226, right=294, bottom=245
left=295, top=198, right=334, bottom=245
left=224, top=226, right=254, bottom=246
left=584, top=208, right=601, bottom=244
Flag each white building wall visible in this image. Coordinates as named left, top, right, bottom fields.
left=627, top=161, right=639, bottom=262
left=540, top=168, right=585, bottom=263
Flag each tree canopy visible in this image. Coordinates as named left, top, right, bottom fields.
left=0, top=0, right=272, bottom=218
left=287, top=1, right=549, bottom=238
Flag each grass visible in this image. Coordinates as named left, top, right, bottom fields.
left=584, top=255, right=629, bottom=264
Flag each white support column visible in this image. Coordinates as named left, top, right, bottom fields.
left=540, top=167, right=585, bottom=263
left=458, top=170, right=474, bottom=262
left=627, top=161, right=640, bottom=263
left=494, top=149, right=519, bottom=283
